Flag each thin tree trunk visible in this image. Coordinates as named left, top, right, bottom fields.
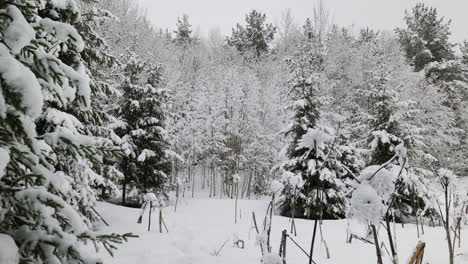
left=266, top=194, right=275, bottom=253
left=444, top=187, right=454, bottom=264
left=247, top=169, right=253, bottom=199
left=458, top=218, right=461, bottom=248
left=202, top=165, right=206, bottom=189
left=235, top=182, right=239, bottom=223
left=174, top=182, right=179, bottom=212
left=121, top=179, right=127, bottom=206
left=213, top=167, right=216, bottom=197
left=192, top=165, right=195, bottom=198
left=209, top=166, right=213, bottom=198
left=393, top=211, right=398, bottom=251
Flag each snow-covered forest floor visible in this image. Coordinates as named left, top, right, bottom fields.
left=2, top=0, right=468, bottom=263
left=95, top=195, right=468, bottom=264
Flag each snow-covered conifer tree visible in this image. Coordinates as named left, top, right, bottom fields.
left=278, top=25, right=351, bottom=219
left=227, top=10, right=276, bottom=57
left=115, top=55, right=171, bottom=204
left=0, top=1, right=133, bottom=262
left=396, top=3, right=455, bottom=71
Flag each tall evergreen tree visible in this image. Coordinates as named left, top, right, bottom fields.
left=0, top=1, right=133, bottom=263
left=278, top=28, right=355, bottom=219
left=115, top=55, right=171, bottom=204
left=461, top=41, right=468, bottom=65
left=395, top=3, right=454, bottom=71
left=424, top=58, right=468, bottom=176
left=173, top=14, right=195, bottom=45
left=227, top=10, right=276, bottom=57
left=353, top=35, right=435, bottom=220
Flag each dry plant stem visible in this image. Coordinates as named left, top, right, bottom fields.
left=214, top=239, right=229, bottom=256
left=279, top=230, right=287, bottom=264
left=266, top=194, right=275, bottom=253
left=368, top=154, right=397, bottom=181
left=137, top=201, right=148, bottom=224
left=148, top=201, right=152, bottom=232
left=434, top=167, right=454, bottom=264
left=371, top=224, right=383, bottom=264
left=235, top=182, right=239, bottom=224
left=341, top=164, right=361, bottom=184
left=161, top=211, right=169, bottom=232
left=385, top=214, right=397, bottom=263
left=174, top=183, right=179, bottom=212
left=252, top=211, right=264, bottom=256
left=247, top=170, right=253, bottom=199
left=393, top=211, right=397, bottom=250
left=290, top=189, right=297, bottom=236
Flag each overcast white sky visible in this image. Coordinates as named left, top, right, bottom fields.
left=139, top=0, right=468, bottom=43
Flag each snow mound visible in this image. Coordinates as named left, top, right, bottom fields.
left=0, top=233, right=19, bottom=264
left=262, top=253, right=283, bottom=264
left=349, top=182, right=385, bottom=225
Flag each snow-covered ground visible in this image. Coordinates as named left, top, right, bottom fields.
left=95, top=196, right=468, bottom=264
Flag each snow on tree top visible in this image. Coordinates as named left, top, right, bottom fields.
left=297, top=128, right=332, bottom=151
left=233, top=174, right=240, bottom=182
left=281, top=171, right=304, bottom=189
left=49, top=0, right=80, bottom=14
left=270, top=179, right=283, bottom=193
left=144, top=193, right=158, bottom=202
left=358, top=165, right=396, bottom=202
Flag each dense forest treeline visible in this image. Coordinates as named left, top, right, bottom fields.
left=0, top=0, right=466, bottom=263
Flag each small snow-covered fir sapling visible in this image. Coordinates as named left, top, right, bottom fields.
left=277, top=171, right=303, bottom=235
left=115, top=54, right=171, bottom=204
left=347, top=144, right=408, bottom=264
